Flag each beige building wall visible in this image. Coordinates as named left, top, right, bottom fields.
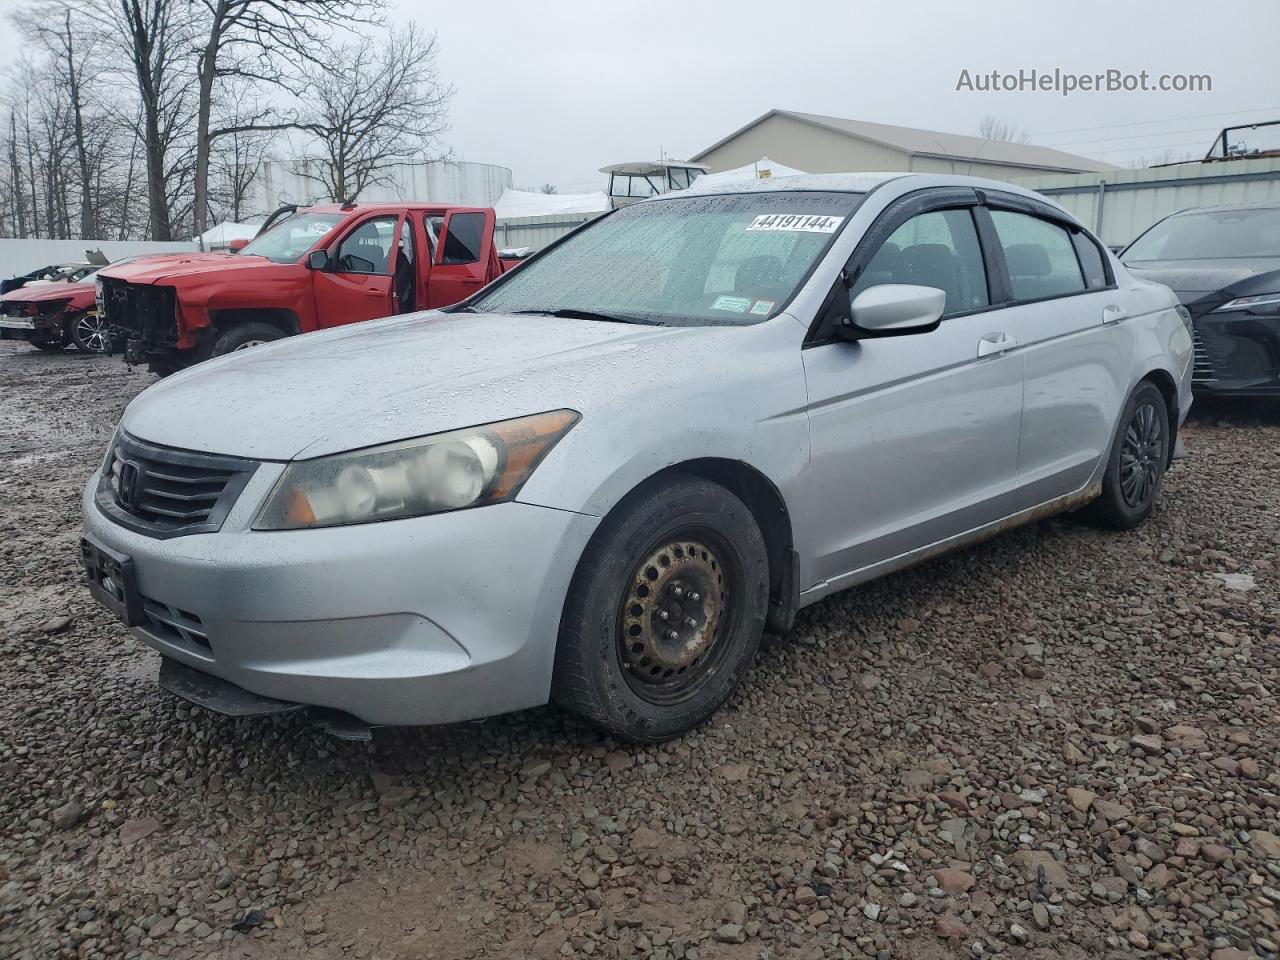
left=695, top=115, right=1085, bottom=181
left=694, top=114, right=908, bottom=174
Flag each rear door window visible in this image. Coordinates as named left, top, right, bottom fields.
left=990, top=211, right=1086, bottom=301
left=440, top=212, right=486, bottom=265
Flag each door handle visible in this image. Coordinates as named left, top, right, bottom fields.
left=1102, top=305, right=1126, bottom=325
left=977, top=332, right=1016, bottom=358
left=365, top=288, right=384, bottom=297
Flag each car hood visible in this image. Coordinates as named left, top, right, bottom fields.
left=1124, top=257, right=1280, bottom=295
left=123, top=311, right=740, bottom=460
left=1, top=279, right=96, bottom=304
left=98, top=252, right=276, bottom=285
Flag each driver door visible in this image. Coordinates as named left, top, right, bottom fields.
left=802, top=195, right=1024, bottom=586
left=311, top=213, right=403, bottom=328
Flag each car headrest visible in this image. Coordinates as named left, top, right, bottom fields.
left=1004, top=243, right=1052, bottom=278
left=902, top=243, right=957, bottom=280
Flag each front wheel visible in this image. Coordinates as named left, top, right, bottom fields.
left=211, top=321, right=284, bottom=358
left=552, top=476, right=769, bottom=742
left=70, top=311, right=110, bottom=354
left=1081, top=381, right=1170, bottom=530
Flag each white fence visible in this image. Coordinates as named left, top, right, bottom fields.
left=0, top=239, right=197, bottom=282
left=1014, top=157, right=1280, bottom=247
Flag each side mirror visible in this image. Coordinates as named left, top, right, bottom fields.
left=838, top=283, right=945, bottom=339
left=306, top=249, right=330, bottom=271
left=227, top=238, right=249, bottom=253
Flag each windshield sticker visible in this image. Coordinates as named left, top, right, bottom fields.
left=711, top=295, right=752, bottom=313
left=308, top=222, right=332, bottom=234
left=746, top=214, right=844, bottom=233
left=750, top=299, right=776, bottom=315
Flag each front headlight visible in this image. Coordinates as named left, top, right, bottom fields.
left=253, top=409, right=579, bottom=530
left=1212, top=292, right=1280, bottom=315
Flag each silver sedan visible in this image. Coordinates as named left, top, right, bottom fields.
left=81, top=172, right=1192, bottom=741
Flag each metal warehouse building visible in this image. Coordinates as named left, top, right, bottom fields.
left=690, top=109, right=1118, bottom=179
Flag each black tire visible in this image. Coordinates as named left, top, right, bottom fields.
left=1081, top=381, right=1170, bottom=530
left=69, top=311, right=109, bottom=354
left=211, top=321, right=284, bottom=357
left=552, top=476, right=770, bottom=742
left=30, top=339, right=64, bottom=352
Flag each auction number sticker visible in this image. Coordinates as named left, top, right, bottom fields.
left=711, top=295, right=752, bottom=313
left=750, top=300, right=775, bottom=315
left=745, top=214, right=843, bottom=233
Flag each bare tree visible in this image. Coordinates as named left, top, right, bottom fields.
left=977, top=114, right=1032, bottom=144
left=208, top=86, right=275, bottom=222
left=88, top=0, right=196, bottom=240
left=295, top=24, right=453, bottom=202
left=190, top=0, right=381, bottom=236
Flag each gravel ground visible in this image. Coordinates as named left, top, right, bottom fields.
left=1, top=340, right=1278, bottom=960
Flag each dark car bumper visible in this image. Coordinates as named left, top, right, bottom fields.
left=1191, top=312, right=1280, bottom=396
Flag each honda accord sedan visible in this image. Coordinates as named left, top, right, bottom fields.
left=82, top=172, right=1192, bottom=742
left=1122, top=201, right=1280, bottom=396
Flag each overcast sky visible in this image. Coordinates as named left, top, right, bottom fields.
left=402, top=0, right=1279, bottom=191
left=0, top=0, right=1274, bottom=195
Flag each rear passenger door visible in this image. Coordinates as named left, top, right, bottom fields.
left=981, top=196, right=1133, bottom=507
left=802, top=189, right=1024, bottom=585
left=423, top=208, right=497, bottom=309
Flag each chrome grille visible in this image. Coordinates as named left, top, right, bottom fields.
left=1192, top=332, right=1217, bottom=384
left=96, top=432, right=258, bottom=538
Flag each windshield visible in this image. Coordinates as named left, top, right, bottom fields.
left=240, top=212, right=346, bottom=263
left=1124, top=207, right=1280, bottom=261
left=469, top=191, right=863, bottom=326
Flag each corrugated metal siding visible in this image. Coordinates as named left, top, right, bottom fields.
left=908, top=156, right=1056, bottom=180
left=495, top=212, right=601, bottom=251
left=1010, top=157, right=1280, bottom=246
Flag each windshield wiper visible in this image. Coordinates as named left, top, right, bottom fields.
left=511, top=308, right=661, bottom=326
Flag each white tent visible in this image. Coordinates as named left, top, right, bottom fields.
left=195, top=221, right=261, bottom=248
left=494, top=189, right=609, bottom=219
left=691, top=156, right=807, bottom=188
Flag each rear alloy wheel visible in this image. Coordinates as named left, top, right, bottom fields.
left=211, top=321, right=284, bottom=357
left=552, top=476, right=769, bottom=741
left=1081, top=381, right=1170, bottom=530
left=70, top=311, right=109, bottom=354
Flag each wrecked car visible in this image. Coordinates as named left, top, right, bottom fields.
left=82, top=172, right=1192, bottom=742
left=96, top=203, right=519, bottom=376
left=0, top=273, right=108, bottom=353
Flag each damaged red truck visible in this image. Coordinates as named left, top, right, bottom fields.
left=98, top=203, right=518, bottom=375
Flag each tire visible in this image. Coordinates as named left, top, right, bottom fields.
left=1081, top=381, right=1170, bottom=530
left=211, top=321, right=284, bottom=357
left=552, top=476, right=770, bottom=742
left=70, top=311, right=109, bottom=354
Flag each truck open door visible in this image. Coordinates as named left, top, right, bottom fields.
left=310, top=212, right=404, bottom=328
left=422, top=208, right=498, bottom=309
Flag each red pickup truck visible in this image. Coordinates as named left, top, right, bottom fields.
left=98, top=203, right=517, bottom=375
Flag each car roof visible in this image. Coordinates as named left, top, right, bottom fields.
left=300, top=202, right=472, bottom=214
left=661, top=171, right=1074, bottom=216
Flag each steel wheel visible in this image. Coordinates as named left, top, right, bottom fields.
left=73, top=312, right=109, bottom=353
left=1119, top=401, right=1163, bottom=508
left=618, top=536, right=731, bottom=704
left=232, top=339, right=267, bottom=351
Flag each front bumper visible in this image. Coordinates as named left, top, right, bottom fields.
left=82, top=467, right=598, bottom=726
left=0, top=314, right=60, bottom=343
left=1192, top=312, right=1280, bottom=396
